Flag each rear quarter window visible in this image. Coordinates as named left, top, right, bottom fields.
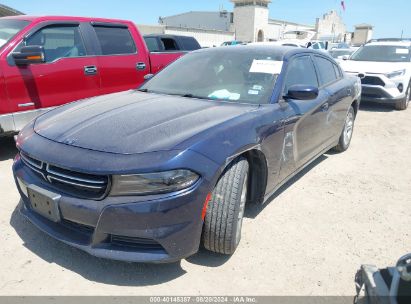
left=93, top=26, right=136, bottom=55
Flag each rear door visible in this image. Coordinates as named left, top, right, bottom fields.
left=3, top=22, right=100, bottom=123
left=313, top=55, right=348, bottom=145
left=90, top=22, right=149, bottom=94
left=278, top=54, right=330, bottom=179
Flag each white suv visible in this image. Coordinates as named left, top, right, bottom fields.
left=340, top=40, right=411, bottom=110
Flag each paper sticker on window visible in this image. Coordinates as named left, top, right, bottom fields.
left=248, top=90, right=259, bottom=95
left=208, top=89, right=240, bottom=101
left=396, top=48, right=409, bottom=54
left=250, top=60, right=283, bottom=74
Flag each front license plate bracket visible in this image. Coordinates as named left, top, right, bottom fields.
left=27, top=185, right=61, bottom=222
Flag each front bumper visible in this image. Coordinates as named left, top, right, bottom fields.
left=361, top=85, right=406, bottom=104
left=13, top=153, right=216, bottom=263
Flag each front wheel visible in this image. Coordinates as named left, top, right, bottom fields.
left=202, top=157, right=249, bottom=255
left=395, top=81, right=410, bottom=111
left=334, top=106, right=355, bottom=153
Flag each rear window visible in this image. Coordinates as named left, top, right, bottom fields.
left=93, top=26, right=136, bottom=55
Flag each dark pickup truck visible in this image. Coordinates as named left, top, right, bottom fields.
left=0, top=16, right=185, bottom=135
left=143, top=34, right=201, bottom=52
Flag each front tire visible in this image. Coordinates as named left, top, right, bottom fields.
left=202, top=157, right=249, bottom=255
left=395, top=81, right=410, bottom=111
left=334, top=106, right=355, bottom=153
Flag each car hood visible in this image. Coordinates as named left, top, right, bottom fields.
left=34, top=90, right=258, bottom=154
left=340, top=60, right=411, bottom=74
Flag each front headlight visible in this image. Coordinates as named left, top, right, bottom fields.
left=386, top=69, right=406, bottom=79
left=110, top=170, right=200, bottom=196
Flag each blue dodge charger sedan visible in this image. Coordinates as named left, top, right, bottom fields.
left=13, top=46, right=361, bottom=263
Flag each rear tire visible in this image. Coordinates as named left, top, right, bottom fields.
left=395, top=81, right=410, bottom=111
left=202, top=157, right=249, bottom=255
left=334, top=106, right=355, bottom=153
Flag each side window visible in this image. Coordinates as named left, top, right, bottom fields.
left=93, top=26, right=136, bottom=55
left=144, top=37, right=161, bottom=52
left=161, top=38, right=178, bottom=51
left=25, top=25, right=86, bottom=63
left=283, top=55, right=318, bottom=94
left=314, top=56, right=338, bottom=86
left=179, top=37, right=200, bottom=51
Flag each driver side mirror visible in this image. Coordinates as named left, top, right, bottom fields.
left=284, top=85, right=319, bottom=101
left=12, top=45, right=45, bottom=66
left=342, top=55, right=350, bottom=61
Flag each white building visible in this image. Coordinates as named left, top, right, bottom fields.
left=352, top=24, right=374, bottom=46
left=138, top=0, right=360, bottom=47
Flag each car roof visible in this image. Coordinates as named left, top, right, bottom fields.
left=0, top=15, right=134, bottom=24
left=144, top=34, right=195, bottom=39
left=193, top=44, right=326, bottom=60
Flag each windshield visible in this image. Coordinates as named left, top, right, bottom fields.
left=141, top=48, right=283, bottom=104
left=0, top=19, right=30, bottom=49
left=350, top=45, right=411, bottom=62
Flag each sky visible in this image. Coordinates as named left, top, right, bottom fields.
left=3, top=0, right=410, bottom=38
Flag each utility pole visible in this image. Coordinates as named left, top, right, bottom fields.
left=401, top=30, right=404, bottom=39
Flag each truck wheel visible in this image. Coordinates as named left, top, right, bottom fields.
left=395, top=82, right=410, bottom=111
left=334, top=106, right=355, bottom=153
left=202, top=157, right=249, bottom=255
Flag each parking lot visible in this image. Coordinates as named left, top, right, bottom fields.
left=0, top=103, right=410, bottom=296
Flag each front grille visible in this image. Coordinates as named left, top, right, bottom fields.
left=361, top=76, right=385, bottom=86
left=110, top=235, right=165, bottom=251
left=61, top=219, right=95, bottom=235
left=20, top=152, right=109, bottom=200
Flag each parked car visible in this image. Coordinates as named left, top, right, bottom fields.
left=340, top=39, right=411, bottom=110
left=143, top=34, right=201, bottom=52
left=354, top=253, right=411, bottom=304
left=328, top=42, right=350, bottom=50
left=249, top=41, right=305, bottom=48
left=0, top=16, right=185, bottom=136
left=328, top=48, right=356, bottom=60
left=221, top=40, right=243, bottom=46
left=13, top=46, right=361, bottom=263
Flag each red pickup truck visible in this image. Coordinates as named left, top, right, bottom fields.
left=0, top=16, right=185, bottom=135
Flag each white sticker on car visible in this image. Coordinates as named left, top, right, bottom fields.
left=249, top=60, right=283, bottom=74
left=248, top=90, right=259, bottom=95
left=396, top=48, right=409, bottom=54
left=208, top=89, right=241, bottom=100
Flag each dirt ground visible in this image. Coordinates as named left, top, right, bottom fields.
left=0, top=103, right=410, bottom=296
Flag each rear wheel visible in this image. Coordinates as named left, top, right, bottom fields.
left=395, top=81, right=410, bottom=111
left=202, top=157, right=249, bottom=255
left=334, top=106, right=355, bottom=153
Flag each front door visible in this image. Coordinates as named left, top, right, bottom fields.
left=3, top=23, right=100, bottom=125
left=278, top=55, right=330, bottom=181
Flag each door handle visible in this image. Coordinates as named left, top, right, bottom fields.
left=136, top=62, right=146, bottom=70
left=84, top=66, right=97, bottom=75
left=347, top=88, right=352, bottom=96
left=321, top=103, right=329, bottom=112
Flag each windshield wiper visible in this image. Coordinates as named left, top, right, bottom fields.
left=180, top=93, right=210, bottom=100
left=137, top=88, right=149, bottom=93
